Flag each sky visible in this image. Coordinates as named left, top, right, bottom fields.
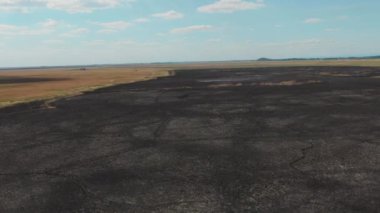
left=0, top=0, right=380, bottom=67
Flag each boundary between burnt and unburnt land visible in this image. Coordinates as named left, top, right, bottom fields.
left=0, top=68, right=172, bottom=108
left=2, top=65, right=380, bottom=118
left=1, top=65, right=380, bottom=120
left=2, top=58, right=380, bottom=108
left=1, top=66, right=380, bottom=212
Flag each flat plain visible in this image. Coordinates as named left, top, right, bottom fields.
left=1, top=59, right=380, bottom=108
left=1, top=61, right=380, bottom=212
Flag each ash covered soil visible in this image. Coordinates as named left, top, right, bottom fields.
left=1, top=66, right=380, bottom=212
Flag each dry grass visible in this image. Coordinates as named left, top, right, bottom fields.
left=258, top=80, right=321, bottom=86
left=0, top=67, right=170, bottom=107
left=208, top=83, right=243, bottom=88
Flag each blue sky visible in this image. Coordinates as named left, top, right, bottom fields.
left=0, top=0, right=379, bottom=67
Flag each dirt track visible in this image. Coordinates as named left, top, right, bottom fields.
left=1, top=66, right=380, bottom=212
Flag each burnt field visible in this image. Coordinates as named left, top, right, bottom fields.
left=1, top=66, right=380, bottom=212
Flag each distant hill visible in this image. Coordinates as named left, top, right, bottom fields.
left=257, top=58, right=273, bottom=61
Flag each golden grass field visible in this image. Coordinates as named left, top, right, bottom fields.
left=1, top=59, right=380, bottom=108
left=0, top=67, right=170, bottom=107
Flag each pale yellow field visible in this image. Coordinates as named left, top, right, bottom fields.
left=0, top=67, right=170, bottom=107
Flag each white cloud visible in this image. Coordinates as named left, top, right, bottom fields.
left=42, top=39, right=65, bottom=45
left=0, top=23, right=53, bottom=36
left=113, top=40, right=135, bottom=45
left=61, top=28, right=89, bottom=37
left=0, top=24, right=24, bottom=35
left=133, top=18, right=149, bottom=23
left=84, top=39, right=107, bottom=46
left=170, top=25, right=213, bottom=34
left=0, top=0, right=30, bottom=12
left=40, top=19, right=59, bottom=28
left=152, top=10, right=184, bottom=20
left=94, top=21, right=131, bottom=33
left=97, top=29, right=115, bottom=34
left=96, top=21, right=131, bottom=29
left=198, top=0, right=265, bottom=13
left=304, top=18, right=322, bottom=24
left=0, top=0, right=122, bottom=13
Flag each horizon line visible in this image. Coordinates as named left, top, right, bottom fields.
left=1, top=55, right=380, bottom=70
